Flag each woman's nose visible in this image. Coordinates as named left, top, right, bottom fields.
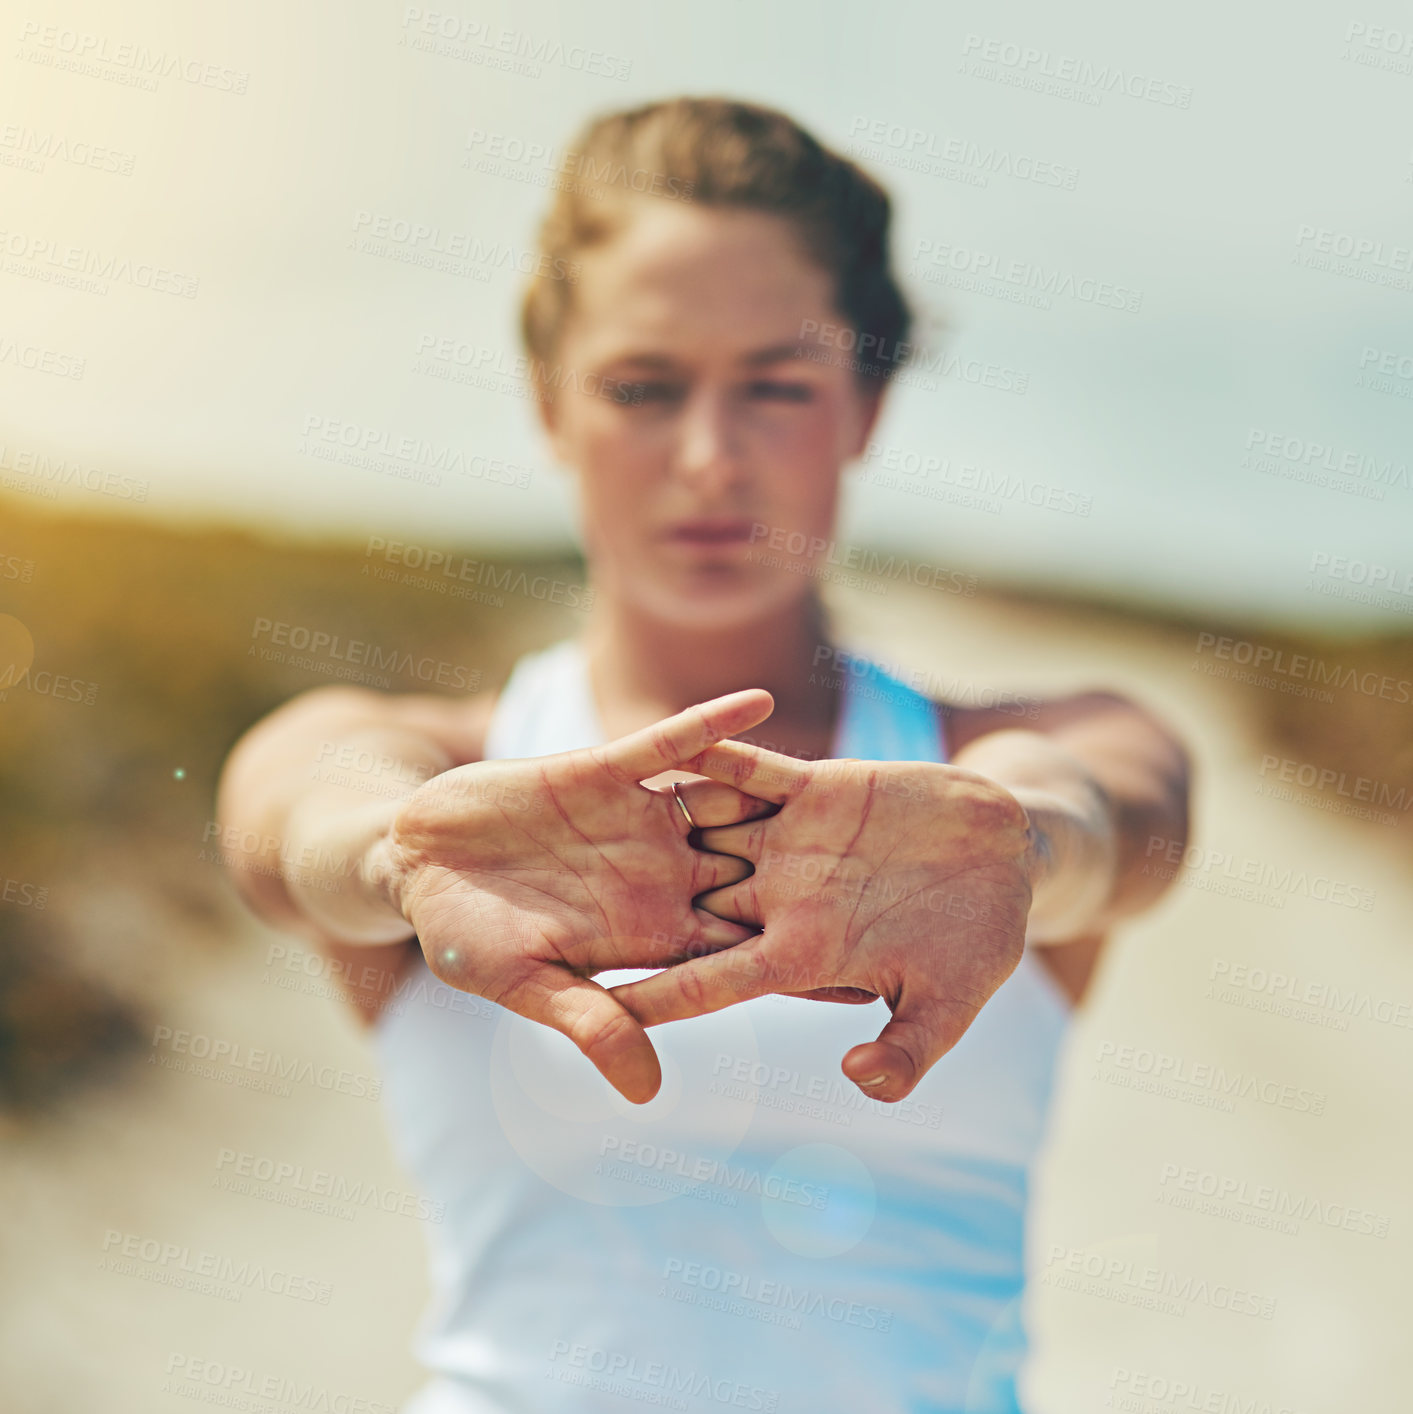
left=672, top=387, right=746, bottom=494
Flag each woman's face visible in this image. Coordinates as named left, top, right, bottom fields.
left=538, top=203, right=886, bottom=631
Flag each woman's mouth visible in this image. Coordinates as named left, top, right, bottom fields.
left=664, top=518, right=757, bottom=547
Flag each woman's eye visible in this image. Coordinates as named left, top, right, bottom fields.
left=747, top=379, right=814, bottom=403
left=628, top=381, right=686, bottom=404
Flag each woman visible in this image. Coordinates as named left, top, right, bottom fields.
left=218, top=97, right=1190, bottom=1414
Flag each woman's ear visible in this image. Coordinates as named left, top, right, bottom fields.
left=844, top=379, right=888, bottom=464
left=533, top=381, right=574, bottom=470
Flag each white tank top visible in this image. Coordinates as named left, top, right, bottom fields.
left=374, top=639, right=1072, bottom=1414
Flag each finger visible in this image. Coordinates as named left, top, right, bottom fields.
left=672, top=777, right=778, bottom=830
left=504, top=968, right=663, bottom=1104
left=689, top=848, right=753, bottom=897
left=692, top=878, right=763, bottom=929
left=603, top=691, right=774, bottom=784
left=609, top=937, right=782, bottom=1027
left=575, top=926, right=751, bottom=971
left=695, top=818, right=770, bottom=864
left=680, top=739, right=811, bottom=804
left=779, top=986, right=881, bottom=1004
left=840, top=991, right=981, bottom=1103
left=689, top=908, right=761, bottom=950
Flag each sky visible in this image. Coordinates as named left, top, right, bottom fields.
left=1, top=0, right=1409, bottom=631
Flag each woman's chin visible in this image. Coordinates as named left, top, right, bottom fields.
left=642, top=574, right=806, bottom=632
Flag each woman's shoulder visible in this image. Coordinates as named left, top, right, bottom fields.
left=937, top=688, right=1143, bottom=755
left=383, top=686, right=500, bottom=767
left=375, top=635, right=585, bottom=766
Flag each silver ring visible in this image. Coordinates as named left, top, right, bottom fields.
left=670, top=781, right=698, bottom=831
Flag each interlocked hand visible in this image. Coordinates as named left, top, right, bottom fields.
left=612, top=739, right=1035, bottom=1102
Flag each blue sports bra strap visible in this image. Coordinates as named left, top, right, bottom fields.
left=830, top=650, right=947, bottom=765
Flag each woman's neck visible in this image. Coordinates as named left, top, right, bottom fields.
left=581, top=594, right=841, bottom=759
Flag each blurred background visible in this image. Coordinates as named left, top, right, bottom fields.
left=2, top=0, right=1410, bottom=1410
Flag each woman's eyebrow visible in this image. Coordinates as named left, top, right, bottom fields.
left=741, top=343, right=811, bottom=367
left=599, top=344, right=811, bottom=371
left=597, top=352, right=680, bottom=373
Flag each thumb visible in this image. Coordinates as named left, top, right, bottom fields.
left=504, top=966, right=665, bottom=1105
left=602, top=690, right=774, bottom=783
left=840, top=991, right=980, bottom=1103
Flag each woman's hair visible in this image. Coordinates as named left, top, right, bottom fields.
left=519, top=96, right=913, bottom=394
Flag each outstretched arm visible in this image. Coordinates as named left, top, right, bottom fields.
left=945, top=690, right=1192, bottom=943
left=612, top=689, right=1192, bottom=1103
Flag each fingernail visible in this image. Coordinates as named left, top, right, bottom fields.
left=858, top=1074, right=889, bottom=1088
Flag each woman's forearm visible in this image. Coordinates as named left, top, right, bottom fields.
left=948, top=703, right=1190, bottom=942
left=281, top=790, right=419, bottom=944
left=214, top=689, right=455, bottom=944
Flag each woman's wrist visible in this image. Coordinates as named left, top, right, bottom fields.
left=947, top=728, right=1119, bottom=944
left=282, top=794, right=418, bottom=944
left=1010, top=780, right=1118, bottom=943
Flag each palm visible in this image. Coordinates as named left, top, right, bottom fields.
left=612, top=750, right=1035, bottom=1102
left=402, top=753, right=747, bottom=981
left=385, top=691, right=772, bottom=1101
